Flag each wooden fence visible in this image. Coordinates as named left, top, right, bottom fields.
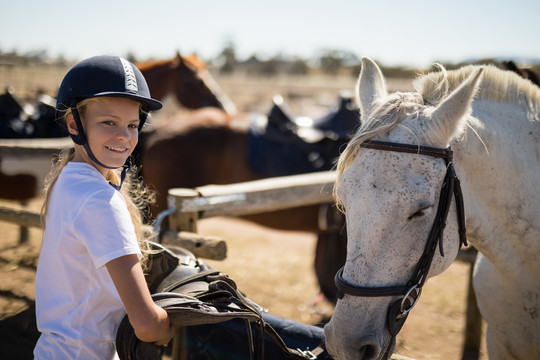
left=165, top=171, right=335, bottom=232
left=0, top=203, right=227, bottom=260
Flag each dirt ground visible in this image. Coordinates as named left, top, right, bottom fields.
left=0, top=67, right=487, bottom=359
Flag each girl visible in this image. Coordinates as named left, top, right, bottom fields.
left=34, top=55, right=175, bottom=359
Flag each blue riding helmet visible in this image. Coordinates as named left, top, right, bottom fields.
left=56, top=55, right=162, bottom=139
left=56, top=55, right=162, bottom=189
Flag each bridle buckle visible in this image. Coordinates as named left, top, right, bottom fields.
left=397, top=285, right=422, bottom=319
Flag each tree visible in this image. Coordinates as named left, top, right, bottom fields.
left=317, top=49, right=359, bottom=75
left=218, top=41, right=237, bottom=74
left=288, top=57, right=309, bottom=75
left=125, top=51, right=138, bottom=64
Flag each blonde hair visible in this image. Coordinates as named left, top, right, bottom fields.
left=41, top=98, right=155, bottom=265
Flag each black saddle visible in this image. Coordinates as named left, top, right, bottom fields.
left=116, top=242, right=330, bottom=360
left=30, top=94, right=69, bottom=138
left=0, top=87, right=34, bottom=138
left=248, top=93, right=359, bottom=177
left=0, top=87, right=68, bottom=138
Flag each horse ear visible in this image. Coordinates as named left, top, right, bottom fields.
left=356, top=57, right=387, bottom=119
left=430, top=67, right=484, bottom=146
left=170, top=51, right=184, bottom=68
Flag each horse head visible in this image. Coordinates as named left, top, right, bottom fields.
left=172, top=51, right=237, bottom=114
left=323, top=57, right=483, bottom=360
left=137, top=52, right=236, bottom=115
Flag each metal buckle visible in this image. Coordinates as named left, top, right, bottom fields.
left=296, top=348, right=317, bottom=359
left=397, top=284, right=422, bottom=319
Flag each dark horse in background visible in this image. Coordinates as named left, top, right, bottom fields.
left=0, top=88, right=65, bottom=242
left=0, top=88, right=67, bottom=202
left=0, top=87, right=67, bottom=139
left=503, top=60, right=540, bottom=86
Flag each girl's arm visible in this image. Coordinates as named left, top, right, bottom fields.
left=106, top=254, right=175, bottom=345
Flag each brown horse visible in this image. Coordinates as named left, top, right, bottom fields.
left=142, top=108, right=324, bottom=231
left=136, top=52, right=237, bottom=115
left=141, top=93, right=358, bottom=230
left=140, top=96, right=357, bottom=302
left=114, top=52, right=352, bottom=301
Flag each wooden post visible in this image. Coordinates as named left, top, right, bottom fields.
left=461, top=248, right=482, bottom=360
left=160, top=230, right=227, bottom=260
left=166, top=189, right=200, bottom=360
left=18, top=200, right=30, bottom=244
left=0, top=204, right=41, bottom=228
left=167, top=188, right=200, bottom=233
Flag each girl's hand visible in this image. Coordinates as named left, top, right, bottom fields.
left=152, top=305, right=175, bottom=346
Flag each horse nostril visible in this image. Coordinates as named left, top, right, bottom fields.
left=358, top=342, right=380, bottom=360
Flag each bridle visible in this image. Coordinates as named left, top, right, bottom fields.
left=334, top=140, right=468, bottom=336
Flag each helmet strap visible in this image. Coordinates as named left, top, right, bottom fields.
left=70, top=105, right=132, bottom=190
left=110, top=157, right=133, bottom=191
left=69, top=106, right=86, bottom=145
left=138, top=109, right=148, bottom=131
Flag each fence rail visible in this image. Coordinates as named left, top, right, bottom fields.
left=167, top=171, right=336, bottom=231
left=0, top=204, right=226, bottom=260
left=0, top=137, right=71, bottom=156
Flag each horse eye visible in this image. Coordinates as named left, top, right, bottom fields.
left=408, top=211, right=424, bottom=221
left=407, top=210, right=425, bottom=221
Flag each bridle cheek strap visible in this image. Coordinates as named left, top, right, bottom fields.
left=334, top=140, right=468, bottom=336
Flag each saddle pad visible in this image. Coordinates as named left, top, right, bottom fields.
left=247, top=125, right=345, bottom=177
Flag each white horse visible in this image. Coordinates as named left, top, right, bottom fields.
left=324, top=57, right=540, bottom=360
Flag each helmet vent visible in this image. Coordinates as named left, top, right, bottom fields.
left=119, top=57, right=138, bottom=92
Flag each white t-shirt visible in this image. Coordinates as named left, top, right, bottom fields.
left=34, top=162, right=142, bottom=360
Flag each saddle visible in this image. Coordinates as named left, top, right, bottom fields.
left=0, top=87, right=33, bottom=138
left=116, top=242, right=329, bottom=360
left=248, top=93, right=359, bottom=177
left=0, top=87, right=68, bottom=138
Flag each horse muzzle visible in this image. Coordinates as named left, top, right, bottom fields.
left=324, top=299, right=396, bottom=360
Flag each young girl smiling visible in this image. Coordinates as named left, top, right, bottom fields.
left=34, top=55, right=175, bottom=359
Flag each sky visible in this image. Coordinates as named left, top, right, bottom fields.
left=2, top=0, right=540, bottom=68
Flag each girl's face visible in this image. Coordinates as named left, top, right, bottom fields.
left=68, top=97, right=140, bottom=176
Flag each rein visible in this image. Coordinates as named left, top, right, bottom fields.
left=334, top=140, right=468, bottom=336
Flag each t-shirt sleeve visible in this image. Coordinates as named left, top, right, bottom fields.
left=75, top=190, right=141, bottom=268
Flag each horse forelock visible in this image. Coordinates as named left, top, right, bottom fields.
left=334, top=91, right=424, bottom=208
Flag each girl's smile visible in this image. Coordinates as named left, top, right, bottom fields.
left=68, top=97, right=140, bottom=176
